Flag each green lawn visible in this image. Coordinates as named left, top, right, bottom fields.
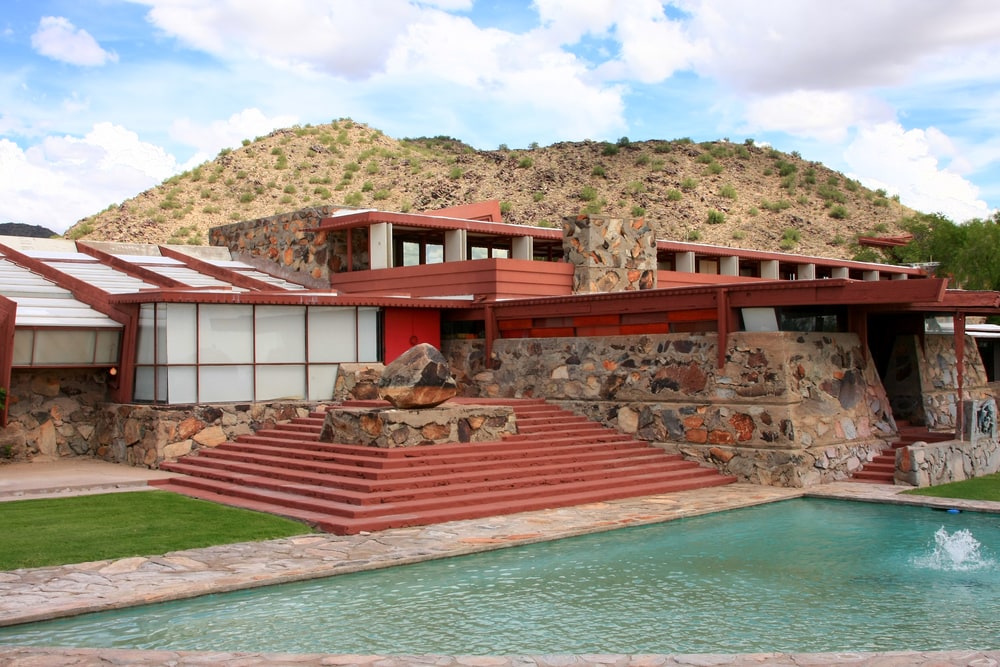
left=0, top=491, right=314, bottom=570
left=902, top=472, right=1000, bottom=502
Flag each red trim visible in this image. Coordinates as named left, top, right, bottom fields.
left=0, top=295, right=15, bottom=426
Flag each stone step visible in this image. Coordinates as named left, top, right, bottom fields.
left=151, top=465, right=732, bottom=532
left=182, top=439, right=672, bottom=484
left=158, top=454, right=706, bottom=505
left=156, top=397, right=737, bottom=534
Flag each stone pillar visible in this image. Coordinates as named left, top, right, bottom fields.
left=832, top=267, right=849, bottom=279
left=863, top=270, right=880, bottom=281
left=720, top=256, right=739, bottom=276
left=562, top=215, right=657, bottom=293
left=798, top=263, right=816, bottom=280
left=761, top=260, right=779, bottom=279
left=892, top=273, right=908, bottom=280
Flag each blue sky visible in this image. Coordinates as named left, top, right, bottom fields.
left=2, top=0, right=999, bottom=234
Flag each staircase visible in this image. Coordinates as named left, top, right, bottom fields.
left=851, top=421, right=955, bottom=484
left=150, top=398, right=736, bottom=534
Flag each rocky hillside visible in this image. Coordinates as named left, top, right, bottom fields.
left=67, top=119, right=914, bottom=259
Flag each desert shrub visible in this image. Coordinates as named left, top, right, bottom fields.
left=591, top=164, right=607, bottom=178
left=707, top=209, right=726, bottom=224
left=680, top=177, right=697, bottom=191
left=719, top=183, right=737, bottom=199
left=829, top=205, right=849, bottom=219
left=761, top=199, right=791, bottom=212
left=631, top=206, right=646, bottom=217
left=666, top=189, right=682, bottom=201
left=517, top=157, right=533, bottom=168
left=580, top=185, right=598, bottom=201
left=706, top=161, right=723, bottom=175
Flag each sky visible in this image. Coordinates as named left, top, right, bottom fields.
left=2, top=0, right=999, bottom=234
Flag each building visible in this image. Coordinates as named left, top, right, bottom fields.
left=1, top=201, right=998, bottom=486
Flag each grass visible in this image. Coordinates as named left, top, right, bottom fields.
left=903, top=473, right=1000, bottom=502
left=0, top=491, right=313, bottom=570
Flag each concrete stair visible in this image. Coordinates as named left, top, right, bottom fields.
left=851, top=421, right=954, bottom=484
left=150, top=398, right=736, bottom=534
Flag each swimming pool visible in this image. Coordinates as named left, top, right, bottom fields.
left=1, top=498, right=997, bottom=655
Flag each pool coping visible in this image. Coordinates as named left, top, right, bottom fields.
left=1, top=481, right=999, bottom=665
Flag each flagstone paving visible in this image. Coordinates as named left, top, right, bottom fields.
left=1, top=479, right=998, bottom=666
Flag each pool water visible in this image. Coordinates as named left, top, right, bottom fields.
left=1, top=498, right=998, bottom=655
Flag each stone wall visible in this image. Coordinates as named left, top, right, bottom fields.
left=882, top=333, right=992, bottom=431
left=562, top=215, right=657, bottom=293
left=444, top=332, right=894, bottom=487
left=209, top=206, right=353, bottom=284
left=0, top=368, right=320, bottom=468
left=92, top=401, right=318, bottom=468
left=0, top=369, right=111, bottom=462
left=895, top=437, right=1000, bottom=487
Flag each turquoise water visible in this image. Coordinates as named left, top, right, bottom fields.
left=2, top=498, right=999, bottom=654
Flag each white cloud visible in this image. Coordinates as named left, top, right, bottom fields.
left=135, top=0, right=422, bottom=78
left=0, top=124, right=177, bottom=233
left=170, top=108, right=299, bottom=164
left=844, top=122, right=993, bottom=222
left=742, top=90, right=893, bottom=142
left=30, top=16, right=118, bottom=67
left=686, top=0, right=1000, bottom=93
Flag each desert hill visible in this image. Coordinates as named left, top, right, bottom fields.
left=67, top=119, right=914, bottom=260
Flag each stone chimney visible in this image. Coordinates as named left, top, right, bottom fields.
left=562, top=215, right=657, bottom=293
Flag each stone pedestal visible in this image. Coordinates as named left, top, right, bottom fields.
left=320, top=404, right=516, bottom=448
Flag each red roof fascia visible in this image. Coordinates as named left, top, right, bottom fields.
left=423, top=200, right=502, bottom=221
left=105, top=289, right=473, bottom=309
left=477, top=278, right=951, bottom=321
left=857, top=234, right=914, bottom=248
left=312, top=210, right=564, bottom=240
left=655, top=240, right=926, bottom=276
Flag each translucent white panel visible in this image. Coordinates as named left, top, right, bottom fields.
left=255, top=365, right=306, bottom=400
left=155, top=304, right=167, bottom=364
left=167, top=366, right=198, bottom=404
left=256, top=306, right=305, bottom=363
left=166, top=304, right=197, bottom=364
left=137, top=304, right=155, bottom=364
left=133, top=367, right=155, bottom=402
left=308, top=307, right=357, bottom=363
left=95, top=330, right=120, bottom=364
left=199, top=365, right=254, bottom=402
left=199, top=305, right=253, bottom=363
left=12, top=330, right=33, bottom=365
left=358, top=307, right=379, bottom=362
left=34, top=330, right=95, bottom=364
left=308, top=364, right=339, bottom=401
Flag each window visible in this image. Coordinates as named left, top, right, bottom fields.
left=133, top=304, right=380, bottom=404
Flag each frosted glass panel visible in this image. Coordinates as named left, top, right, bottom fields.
left=95, top=330, right=120, bottom=364
left=256, top=365, right=306, bottom=400
left=136, top=304, right=154, bottom=364
left=167, top=366, right=197, bottom=404
left=199, top=365, right=254, bottom=402
left=308, top=364, right=339, bottom=400
left=155, top=304, right=167, bottom=364
left=358, top=307, right=379, bottom=362
left=34, top=330, right=95, bottom=364
left=134, top=367, right=155, bottom=402
left=199, top=305, right=253, bottom=363
left=166, top=304, right=197, bottom=364
left=308, top=307, right=357, bottom=363
left=256, top=306, right=305, bottom=363
left=12, top=330, right=32, bottom=365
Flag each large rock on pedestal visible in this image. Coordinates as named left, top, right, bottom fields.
left=378, top=343, right=458, bottom=409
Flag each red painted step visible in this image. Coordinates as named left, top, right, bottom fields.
left=850, top=422, right=955, bottom=484
left=151, top=398, right=736, bottom=534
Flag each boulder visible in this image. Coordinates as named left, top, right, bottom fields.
left=378, top=344, right=457, bottom=409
